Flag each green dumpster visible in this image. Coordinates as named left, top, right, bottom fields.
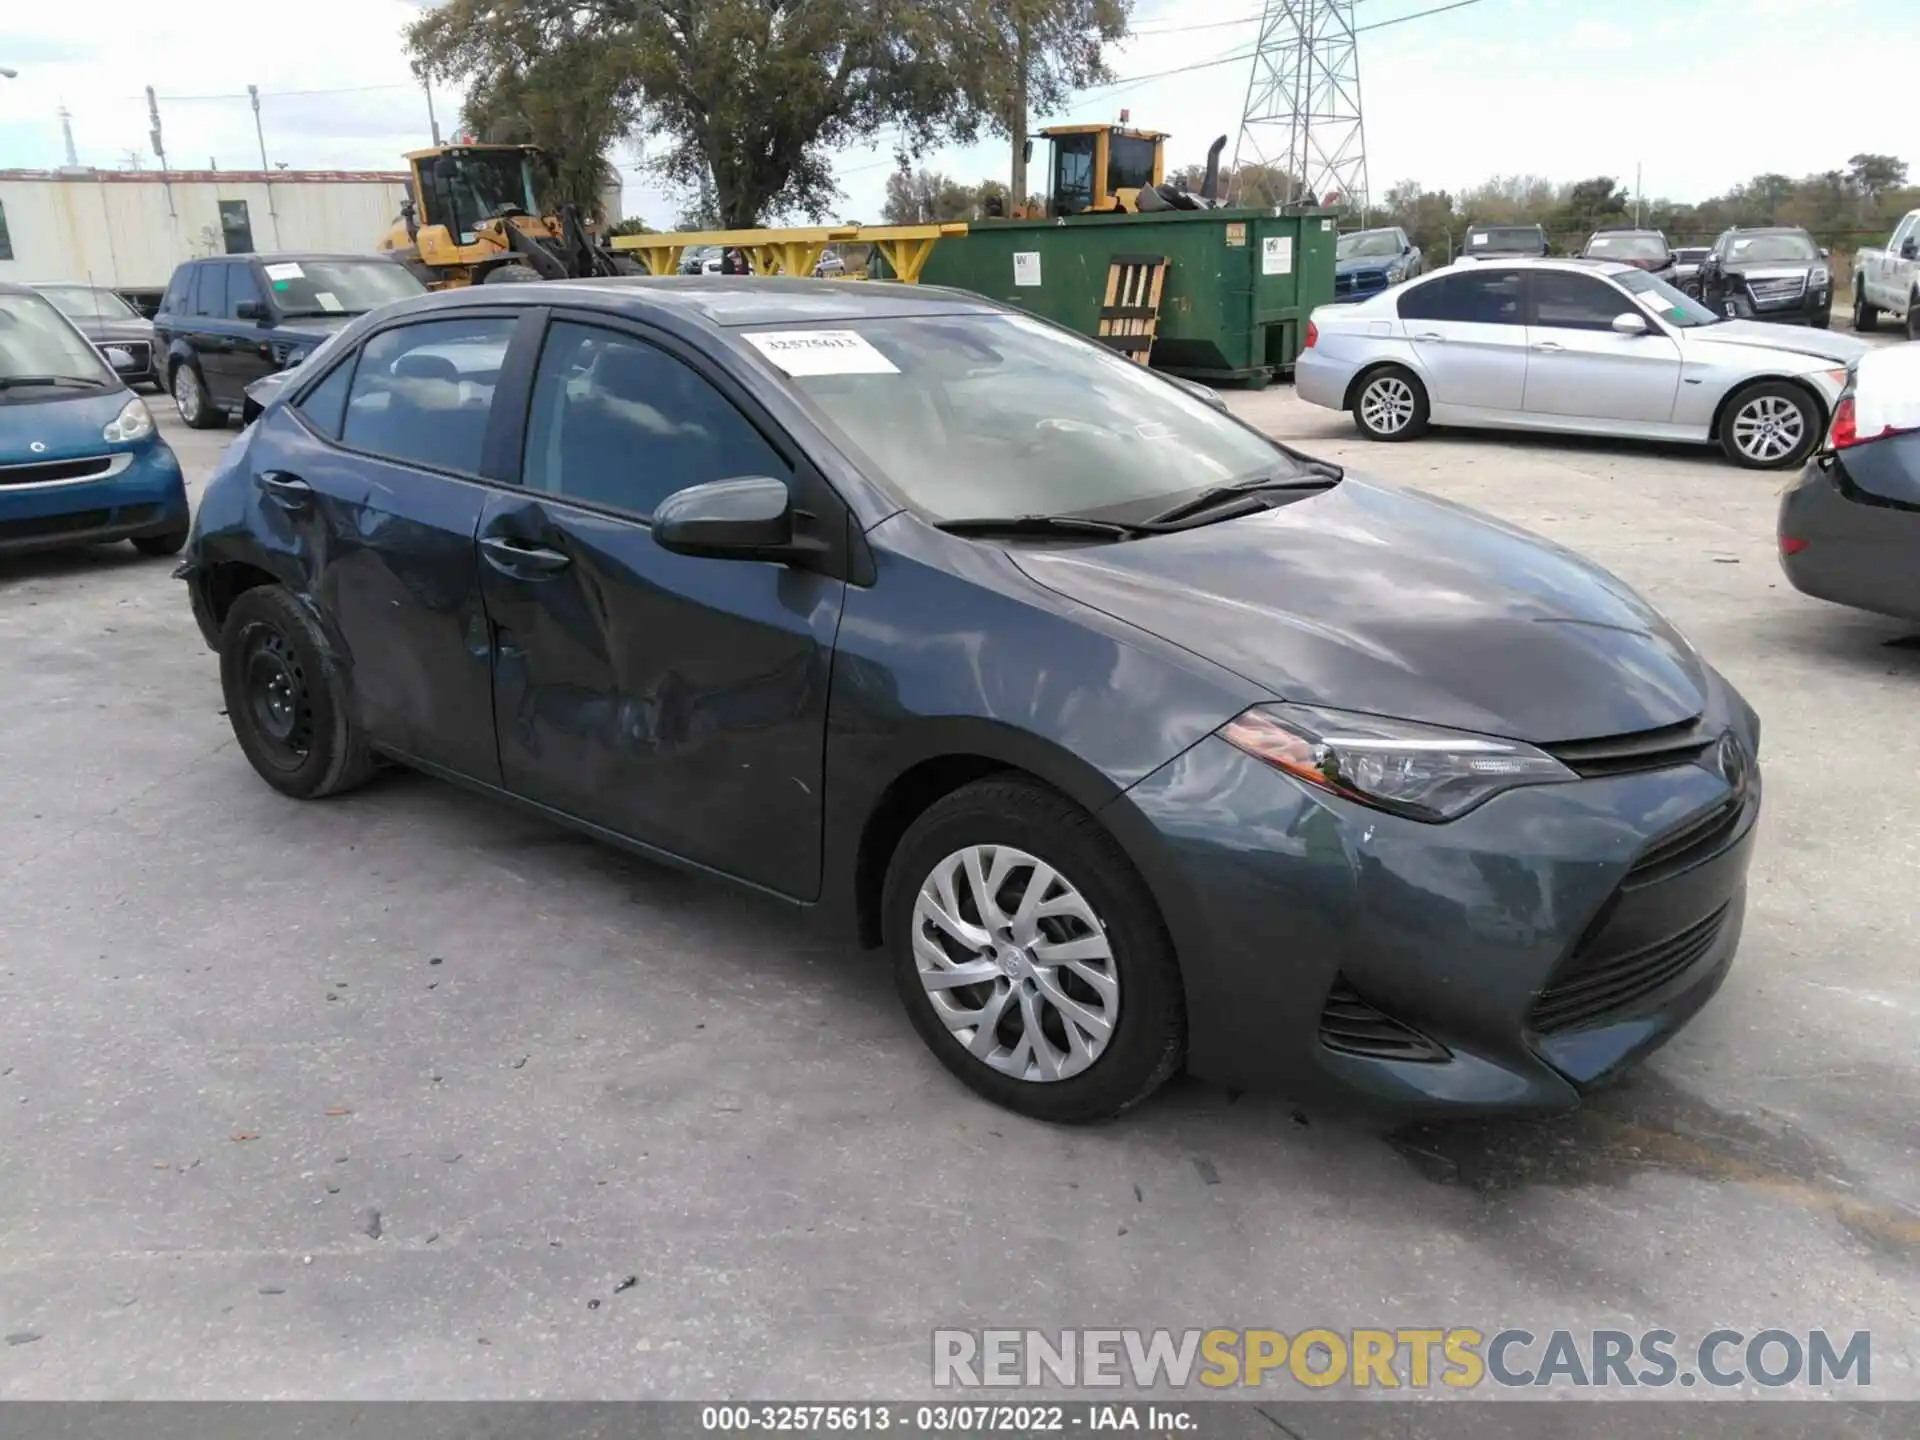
left=907, top=207, right=1338, bottom=385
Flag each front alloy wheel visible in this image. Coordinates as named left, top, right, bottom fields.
left=911, top=845, right=1119, bottom=1083
left=1723, top=383, right=1816, bottom=470
left=172, top=364, right=222, bottom=430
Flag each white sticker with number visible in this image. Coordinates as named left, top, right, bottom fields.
left=1262, top=236, right=1293, bottom=275
left=1013, top=252, right=1042, bottom=287
left=314, top=292, right=344, bottom=312
left=744, top=329, right=899, bottom=376
left=263, top=262, right=305, bottom=281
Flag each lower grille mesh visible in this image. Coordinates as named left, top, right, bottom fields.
left=1529, top=904, right=1729, bottom=1033
left=1320, top=980, right=1449, bottom=1062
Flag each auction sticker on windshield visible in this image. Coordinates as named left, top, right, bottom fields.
left=745, top=329, right=900, bottom=376
left=263, top=262, right=305, bottom=281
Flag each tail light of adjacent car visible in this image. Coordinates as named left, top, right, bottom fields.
left=1828, top=395, right=1858, bottom=450
left=1304, top=320, right=1319, bottom=350
left=1779, top=536, right=1809, bottom=556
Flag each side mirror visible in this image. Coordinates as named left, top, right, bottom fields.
left=1611, top=311, right=1650, bottom=336
left=236, top=301, right=269, bottom=322
left=652, top=476, right=794, bottom=560
left=1902, top=237, right=1919, bottom=260
left=1819, top=247, right=1830, bottom=259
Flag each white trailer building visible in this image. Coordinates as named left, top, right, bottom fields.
left=0, top=168, right=411, bottom=307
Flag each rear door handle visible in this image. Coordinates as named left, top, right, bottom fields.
left=257, top=471, right=313, bottom=511
left=480, top=535, right=571, bottom=576
left=1532, top=341, right=1566, bottom=353
left=1412, top=331, right=1446, bottom=343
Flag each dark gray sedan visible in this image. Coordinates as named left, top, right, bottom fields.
left=180, top=277, right=1761, bottom=1123
left=30, top=282, right=161, bottom=391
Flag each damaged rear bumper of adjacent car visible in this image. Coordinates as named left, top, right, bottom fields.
left=1114, top=705, right=1760, bottom=1120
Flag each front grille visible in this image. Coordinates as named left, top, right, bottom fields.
left=1749, top=276, right=1807, bottom=302
left=0, top=503, right=158, bottom=544
left=0, top=456, right=113, bottom=488
left=1529, top=904, right=1729, bottom=1033
left=1541, top=718, right=1714, bottom=778
left=1336, top=271, right=1389, bottom=296
left=102, top=339, right=152, bottom=371
left=1625, top=793, right=1744, bottom=886
left=1319, top=980, right=1449, bottom=1062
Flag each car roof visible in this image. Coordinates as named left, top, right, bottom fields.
left=369, top=275, right=1007, bottom=331
left=183, top=252, right=397, bottom=264
left=1448, top=256, right=1636, bottom=277
left=27, top=280, right=116, bottom=289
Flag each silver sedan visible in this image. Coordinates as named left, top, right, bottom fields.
left=1294, top=257, right=1869, bottom=469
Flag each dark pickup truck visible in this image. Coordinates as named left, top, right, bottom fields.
left=154, top=253, right=426, bottom=428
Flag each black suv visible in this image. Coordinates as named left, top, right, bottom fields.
left=1460, top=222, right=1551, bottom=259
left=1697, top=227, right=1833, bottom=328
left=154, top=253, right=427, bottom=429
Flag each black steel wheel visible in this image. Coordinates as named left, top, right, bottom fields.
left=219, top=586, right=376, bottom=800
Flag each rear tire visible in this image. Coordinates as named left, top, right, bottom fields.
left=171, top=362, right=224, bottom=430
left=1852, top=284, right=1879, bottom=333
left=1720, top=380, right=1820, bottom=471
left=219, top=585, right=376, bottom=800
left=1907, top=293, right=1919, bottom=343
left=882, top=778, right=1184, bottom=1123
left=1351, top=364, right=1431, bottom=442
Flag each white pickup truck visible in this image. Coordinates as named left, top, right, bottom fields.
left=1852, top=209, right=1920, bottom=338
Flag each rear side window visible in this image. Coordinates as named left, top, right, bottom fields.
left=340, top=317, right=516, bottom=474
left=1398, top=270, right=1525, bottom=325
left=191, top=264, right=226, bottom=319
left=294, top=359, right=356, bottom=440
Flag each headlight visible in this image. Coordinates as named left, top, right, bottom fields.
left=1219, top=704, right=1576, bottom=822
left=1387, top=260, right=1409, bottom=282
left=101, top=396, right=155, bottom=443
left=1809, top=265, right=1830, bottom=288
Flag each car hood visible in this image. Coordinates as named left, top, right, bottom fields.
left=274, top=314, right=358, bottom=343
left=0, top=387, right=137, bottom=463
left=1008, top=479, right=1711, bottom=744
left=1684, top=320, right=1866, bottom=364
left=1724, top=263, right=1818, bottom=281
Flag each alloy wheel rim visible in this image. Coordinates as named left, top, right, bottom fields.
left=1361, top=377, right=1415, bottom=434
left=174, top=369, right=200, bottom=422
left=910, top=844, right=1118, bottom=1083
left=1731, top=394, right=1805, bottom=462
left=240, top=625, right=313, bottom=764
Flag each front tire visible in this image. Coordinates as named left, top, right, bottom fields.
left=1907, top=293, right=1919, bottom=343
left=882, top=778, right=1184, bottom=1123
left=1853, top=285, right=1879, bottom=333
left=1351, top=365, right=1430, bottom=442
left=1720, top=380, right=1820, bottom=471
left=171, top=363, right=224, bottom=430
left=131, top=528, right=187, bottom=558
left=482, top=263, right=541, bottom=284
left=219, top=586, right=376, bottom=800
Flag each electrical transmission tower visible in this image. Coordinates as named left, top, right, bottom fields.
left=1234, top=0, right=1369, bottom=214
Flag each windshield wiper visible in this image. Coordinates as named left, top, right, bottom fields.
left=277, top=308, right=361, bottom=319
left=1141, top=466, right=1342, bottom=527
left=935, top=514, right=1153, bottom=542
left=0, top=374, right=108, bottom=390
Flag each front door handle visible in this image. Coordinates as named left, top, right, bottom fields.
left=257, top=471, right=313, bottom=511
left=1411, top=331, right=1446, bottom=342
left=480, top=535, right=571, bottom=576
left=1531, top=341, right=1566, bottom=353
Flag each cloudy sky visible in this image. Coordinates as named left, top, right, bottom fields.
left=2, top=0, right=1913, bottom=229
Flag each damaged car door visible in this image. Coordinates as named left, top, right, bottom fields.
left=474, top=316, right=846, bottom=900
left=246, top=311, right=527, bottom=782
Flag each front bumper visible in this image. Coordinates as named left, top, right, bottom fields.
left=1717, top=284, right=1831, bottom=325
left=0, top=441, right=189, bottom=555
left=1117, top=716, right=1758, bottom=1119
left=1778, top=454, right=1920, bottom=622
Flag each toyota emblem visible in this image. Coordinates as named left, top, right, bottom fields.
left=29, top=441, right=46, bottom=453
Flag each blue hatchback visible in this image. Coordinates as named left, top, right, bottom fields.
left=1, top=282, right=189, bottom=557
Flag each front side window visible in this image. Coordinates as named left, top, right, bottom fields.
left=340, top=317, right=515, bottom=473
left=263, top=259, right=426, bottom=319
left=1398, top=270, right=1525, bottom=325
left=1051, top=135, right=1096, bottom=214
left=1108, top=135, right=1158, bottom=193
left=522, top=322, right=788, bottom=517
left=1531, top=271, right=1633, bottom=331
left=227, top=265, right=265, bottom=319
left=0, top=291, right=117, bottom=389
left=746, top=312, right=1293, bottom=525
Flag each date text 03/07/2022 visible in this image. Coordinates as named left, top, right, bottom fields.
left=699, top=1404, right=1195, bottom=1432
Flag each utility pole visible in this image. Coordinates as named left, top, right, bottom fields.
left=1634, top=161, right=1643, bottom=229
left=57, top=105, right=79, bottom=167
left=249, top=84, right=283, bottom=247
left=1236, top=0, right=1371, bottom=215
left=415, top=63, right=442, bottom=145
left=146, top=84, right=176, bottom=217
left=1009, top=13, right=1029, bottom=211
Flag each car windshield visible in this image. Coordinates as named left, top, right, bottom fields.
left=1465, top=226, right=1542, bottom=252
left=748, top=313, right=1298, bottom=525
left=1337, top=231, right=1402, bottom=259
left=1727, top=233, right=1818, bottom=264
left=1586, top=233, right=1666, bottom=261
left=265, top=259, right=427, bottom=318
left=37, top=285, right=141, bottom=321
left=1615, top=269, right=1723, bottom=328
left=0, top=291, right=118, bottom=388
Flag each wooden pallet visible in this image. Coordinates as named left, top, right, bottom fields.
left=1097, top=253, right=1170, bottom=365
